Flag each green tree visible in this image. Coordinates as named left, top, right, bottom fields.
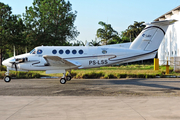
left=72, top=40, right=85, bottom=46
left=120, top=31, right=130, bottom=43
left=8, top=16, right=27, bottom=55
left=96, top=21, right=119, bottom=45
left=122, top=21, right=145, bottom=42
left=107, top=35, right=122, bottom=44
left=0, top=2, right=26, bottom=66
left=23, top=0, right=79, bottom=48
left=89, top=39, right=101, bottom=46
left=0, top=2, right=11, bottom=66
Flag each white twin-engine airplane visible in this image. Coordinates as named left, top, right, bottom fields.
left=2, top=20, right=177, bottom=84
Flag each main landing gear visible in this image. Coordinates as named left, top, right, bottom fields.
left=60, top=71, right=72, bottom=84
left=4, top=68, right=11, bottom=83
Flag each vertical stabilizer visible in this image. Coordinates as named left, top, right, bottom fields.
left=129, top=20, right=177, bottom=51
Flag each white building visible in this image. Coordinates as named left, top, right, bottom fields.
left=155, top=5, right=180, bottom=70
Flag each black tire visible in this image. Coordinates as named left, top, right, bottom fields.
left=60, top=78, right=66, bottom=84
left=4, top=76, right=11, bottom=83
left=66, top=76, right=72, bottom=81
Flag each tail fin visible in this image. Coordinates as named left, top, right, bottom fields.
left=129, top=20, right=177, bottom=51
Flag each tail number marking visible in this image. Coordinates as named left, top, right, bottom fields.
left=89, top=60, right=108, bottom=65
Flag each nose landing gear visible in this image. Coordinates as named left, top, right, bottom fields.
left=4, top=67, right=11, bottom=83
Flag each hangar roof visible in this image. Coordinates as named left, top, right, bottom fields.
left=154, top=5, right=180, bottom=21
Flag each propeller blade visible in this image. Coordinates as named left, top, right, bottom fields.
left=11, top=62, right=18, bottom=71
left=14, top=46, right=15, bottom=57
left=11, top=62, right=14, bottom=68
left=13, top=46, right=17, bottom=71
left=14, top=63, right=17, bottom=71
left=25, top=46, right=27, bottom=53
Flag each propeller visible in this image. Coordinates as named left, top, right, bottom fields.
left=9, top=46, right=18, bottom=71
left=14, top=46, right=15, bottom=57
left=25, top=46, right=27, bottom=53
left=11, top=61, right=18, bottom=71
left=10, top=46, right=28, bottom=71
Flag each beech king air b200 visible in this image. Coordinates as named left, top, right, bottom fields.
left=2, top=20, right=177, bottom=84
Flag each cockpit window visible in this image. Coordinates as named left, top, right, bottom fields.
left=37, top=49, right=43, bottom=54
left=29, top=49, right=36, bottom=54
left=32, top=51, right=36, bottom=54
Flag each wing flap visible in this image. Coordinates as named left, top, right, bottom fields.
left=43, top=55, right=81, bottom=68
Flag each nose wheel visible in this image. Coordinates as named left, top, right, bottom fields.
left=4, top=67, right=11, bottom=83
left=4, top=76, right=11, bottom=83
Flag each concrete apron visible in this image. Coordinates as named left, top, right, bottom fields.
left=0, top=96, right=180, bottom=120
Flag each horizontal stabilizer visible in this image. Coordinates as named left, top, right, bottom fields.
left=149, top=19, right=177, bottom=26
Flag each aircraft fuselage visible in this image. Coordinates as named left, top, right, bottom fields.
left=2, top=45, right=156, bottom=72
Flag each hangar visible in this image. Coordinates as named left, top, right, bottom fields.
left=154, top=5, right=180, bottom=71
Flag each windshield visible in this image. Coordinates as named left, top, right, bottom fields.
left=29, top=49, right=36, bottom=54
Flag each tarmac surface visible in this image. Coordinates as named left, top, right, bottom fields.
left=1, top=78, right=180, bottom=120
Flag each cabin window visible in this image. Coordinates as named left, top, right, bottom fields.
left=52, top=50, right=57, bottom=54
left=72, top=50, right=77, bottom=54
left=79, top=50, right=83, bottom=54
left=102, top=50, right=107, bottom=54
left=37, top=49, right=43, bottom=54
left=59, top=49, right=63, bottom=54
left=66, top=50, right=70, bottom=54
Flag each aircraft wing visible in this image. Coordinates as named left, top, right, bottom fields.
left=43, top=55, right=81, bottom=68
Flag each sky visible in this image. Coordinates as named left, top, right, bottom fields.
left=1, top=0, right=180, bottom=43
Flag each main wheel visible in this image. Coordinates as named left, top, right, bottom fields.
left=4, top=76, right=11, bottom=83
left=60, top=78, right=66, bottom=84
left=66, top=76, right=72, bottom=81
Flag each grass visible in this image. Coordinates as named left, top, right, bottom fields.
left=70, top=64, right=177, bottom=79
left=0, top=64, right=179, bottom=79
left=0, top=71, right=41, bottom=79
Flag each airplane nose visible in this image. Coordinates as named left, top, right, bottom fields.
left=2, top=60, right=7, bottom=66
left=2, top=60, right=6, bottom=66
left=2, top=59, right=11, bottom=67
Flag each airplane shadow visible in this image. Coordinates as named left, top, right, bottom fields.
left=107, top=78, right=180, bottom=90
